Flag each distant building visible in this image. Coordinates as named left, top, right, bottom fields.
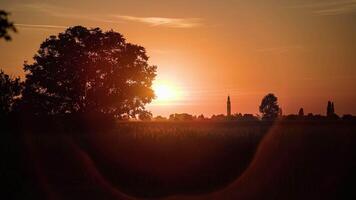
left=227, top=95, right=231, bottom=117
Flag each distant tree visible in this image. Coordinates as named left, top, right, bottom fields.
left=259, top=93, right=280, bottom=120
left=169, top=113, right=194, bottom=121
left=298, top=108, right=304, bottom=117
left=241, top=114, right=259, bottom=121
left=231, top=113, right=259, bottom=121
left=138, top=110, right=152, bottom=121
left=169, top=114, right=176, bottom=120
left=20, top=26, right=156, bottom=118
left=154, top=115, right=167, bottom=121
left=284, top=114, right=298, bottom=120
left=342, top=114, right=356, bottom=121
left=0, top=70, right=22, bottom=116
left=0, top=10, right=17, bottom=41
left=232, top=113, right=243, bottom=120
left=210, top=114, right=226, bottom=121
left=197, top=114, right=205, bottom=120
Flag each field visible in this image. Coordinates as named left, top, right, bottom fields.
left=2, top=120, right=356, bottom=199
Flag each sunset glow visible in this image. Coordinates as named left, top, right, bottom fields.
left=152, top=80, right=184, bottom=105
left=0, top=0, right=355, bottom=117
left=0, top=2, right=354, bottom=199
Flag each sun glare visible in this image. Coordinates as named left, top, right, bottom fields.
left=152, top=80, right=183, bottom=105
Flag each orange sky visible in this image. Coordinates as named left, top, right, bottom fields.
left=1, top=0, right=355, bottom=116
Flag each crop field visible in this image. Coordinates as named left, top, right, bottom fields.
left=2, top=120, right=356, bottom=199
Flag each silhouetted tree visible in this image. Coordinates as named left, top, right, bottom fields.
left=169, top=113, right=195, bottom=121
left=197, top=114, right=205, bottom=120
left=241, top=114, right=259, bottom=121
left=342, top=114, right=356, bottom=121
left=0, top=10, right=16, bottom=41
left=138, top=110, right=152, bottom=121
left=153, top=115, right=167, bottom=121
left=298, top=108, right=304, bottom=117
left=284, top=114, right=298, bottom=120
left=0, top=11, right=20, bottom=116
left=259, top=93, right=280, bottom=120
left=0, top=70, right=22, bottom=116
left=20, top=26, right=156, bottom=118
left=232, top=113, right=243, bottom=120
left=210, top=114, right=226, bottom=121
left=230, top=113, right=259, bottom=121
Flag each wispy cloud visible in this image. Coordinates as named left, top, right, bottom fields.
left=291, top=0, right=356, bottom=16
left=256, top=45, right=304, bottom=54
left=13, top=2, right=202, bottom=29
left=17, top=3, right=118, bottom=23
left=114, top=15, right=202, bottom=28
left=15, top=23, right=67, bottom=30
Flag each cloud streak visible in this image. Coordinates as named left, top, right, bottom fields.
left=14, top=3, right=202, bottom=29
left=256, top=45, right=304, bottom=54
left=291, top=0, right=356, bottom=16
left=17, top=3, right=119, bottom=24
left=114, top=15, right=202, bottom=28
left=15, top=23, right=67, bottom=30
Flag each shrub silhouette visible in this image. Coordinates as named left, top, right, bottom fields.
left=20, top=26, right=156, bottom=118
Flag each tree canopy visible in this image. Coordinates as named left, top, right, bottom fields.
left=259, top=93, right=280, bottom=120
left=21, top=26, right=156, bottom=118
left=0, top=10, right=16, bottom=41
left=138, top=110, right=153, bottom=121
left=0, top=70, right=22, bottom=116
left=0, top=11, right=20, bottom=116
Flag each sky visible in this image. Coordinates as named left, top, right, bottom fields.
left=0, top=0, right=355, bottom=117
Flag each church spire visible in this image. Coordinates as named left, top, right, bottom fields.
left=227, top=95, right=231, bottom=117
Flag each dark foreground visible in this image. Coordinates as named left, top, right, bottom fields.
left=1, top=119, right=356, bottom=200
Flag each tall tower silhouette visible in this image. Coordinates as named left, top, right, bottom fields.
left=227, top=95, right=231, bottom=117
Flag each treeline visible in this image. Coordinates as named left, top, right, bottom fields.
left=140, top=112, right=356, bottom=122
left=149, top=113, right=259, bottom=121
left=141, top=95, right=355, bottom=121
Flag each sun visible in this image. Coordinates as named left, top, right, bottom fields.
left=152, top=80, right=183, bottom=104
left=154, top=84, right=174, bottom=101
